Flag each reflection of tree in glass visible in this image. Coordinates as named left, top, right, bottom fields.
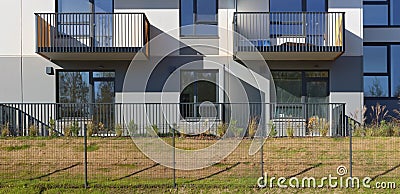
left=369, top=77, right=385, bottom=97
left=59, top=72, right=89, bottom=103
left=96, top=81, right=114, bottom=103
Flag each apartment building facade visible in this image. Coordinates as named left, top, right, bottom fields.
left=0, top=0, right=366, bottom=136
left=363, top=0, right=400, bottom=117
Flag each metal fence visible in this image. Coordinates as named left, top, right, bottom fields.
left=0, top=103, right=398, bottom=189
left=234, top=12, right=345, bottom=52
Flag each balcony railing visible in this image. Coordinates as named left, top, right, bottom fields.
left=35, top=13, right=150, bottom=57
left=233, top=12, right=344, bottom=58
left=0, top=103, right=346, bottom=137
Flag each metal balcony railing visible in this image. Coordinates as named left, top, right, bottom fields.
left=35, top=13, right=150, bottom=54
left=0, top=103, right=346, bottom=137
left=234, top=12, right=345, bottom=53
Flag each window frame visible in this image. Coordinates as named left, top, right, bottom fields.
left=363, top=0, right=400, bottom=27
left=179, top=0, right=219, bottom=38
left=363, top=42, right=400, bottom=99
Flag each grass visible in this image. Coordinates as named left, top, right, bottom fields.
left=0, top=137, right=399, bottom=193
left=3, top=144, right=31, bottom=152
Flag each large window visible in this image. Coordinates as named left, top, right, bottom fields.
left=57, top=0, right=113, bottom=13
left=272, top=71, right=329, bottom=103
left=363, top=44, right=400, bottom=97
left=58, top=71, right=115, bottom=104
left=363, top=0, right=400, bottom=26
left=270, top=0, right=327, bottom=12
left=180, top=70, right=218, bottom=119
left=180, top=0, right=218, bottom=37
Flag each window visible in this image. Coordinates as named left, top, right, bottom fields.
left=363, top=0, right=400, bottom=26
left=180, top=70, right=219, bottom=119
left=57, top=70, right=115, bottom=127
left=363, top=44, right=400, bottom=97
left=391, top=0, right=400, bottom=25
left=180, top=0, right=218, bottom=37
left=363, top=4, right=388, bottom=25
left=364, top=76, right=389, bottom=97
left=58, top=71, right=115, bottom=104
left=272, top=71, right=329, bottom=103
left=270, top=0, right=327, bottom=12
left=363, top=46, right=387, bottom=73
left=57, top=0, right=114, bottom=47
left=392, top=45, right=400, bottom=97
left=57, top=0, right=113, bottom=13
left=272, top=71, right=329, bottom=119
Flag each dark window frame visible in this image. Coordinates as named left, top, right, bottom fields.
left=179, top=0, right=219, bottom=38
left=363, top=42, right=400, bottom=99
left=363, top=0, right=400, bottom=27
left=56, top=69, right=116, bottom=104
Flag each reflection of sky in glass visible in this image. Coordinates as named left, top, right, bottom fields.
left=391, top=0, right=400, bottom=25
left=392, top=46, right=400, bottom=97
left=363, top=46, right=387, bottom=73
left=364, top=5, right=388, bottom=25
left=58, top=0, right=90, bottom=13
left=364, top=76, right=389, bottom=97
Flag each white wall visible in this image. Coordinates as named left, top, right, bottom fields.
left=329, top=0, right=363, bottom=56
left=0, top=0, right=21, bottom=56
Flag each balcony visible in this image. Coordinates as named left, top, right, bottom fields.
left=35, top=13, right=150, bottom=61
left=233, top=12, right=345, bottom=61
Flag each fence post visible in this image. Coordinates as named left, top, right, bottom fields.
left=349, top=116, right=353, bottom=187
left=172, top=126, right=176, bottom=188
left=84, top=123, right=88, bottom=188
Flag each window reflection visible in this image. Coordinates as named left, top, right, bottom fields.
left=364, top=76, right=389, bottom=97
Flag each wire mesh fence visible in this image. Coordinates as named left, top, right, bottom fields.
left=0, top=102, right=398, bottom=189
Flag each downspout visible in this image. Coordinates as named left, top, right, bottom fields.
left=20, top=0, right=24, bottom=103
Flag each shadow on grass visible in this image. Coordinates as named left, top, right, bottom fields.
left=286, top=163, right=322, bottom=179
left=186, top=162, right=241, bottom=183
left=29, top=163, right=81, bottom=181
left=371, top=163, right=400, bottom=181
left=112, top=163, right=159, bottom=181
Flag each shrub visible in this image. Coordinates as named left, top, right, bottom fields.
left=1, top=123, right=10, bottom=137
left=145, top=125, right=159, bottom=136
left=268, top=121, right=277, bottom=138
left=86, top=122, right=95, bottom=137
left=70, top=121, right=80, bottom=136
left=48, top=118, right=56, bottom=137
left=28, top=125, right=38, bottom=137
left=286, top=126, right=294, bottom=137
left=370, top=103, right=389, bottom=127
left=115, top=124, right=123, bottom=137
left=353, top=127, right=366, bottom=137
left=307, top=116, right=319, bottom=135
left=64, top=126, right=72, bottom=137
left=127, top=121, right=138, bottom=136
left=320, top=122, right=329, bottom=137
left=248, top=117, right=258, bottom=138
left=217, top=122, right=227, bottom=137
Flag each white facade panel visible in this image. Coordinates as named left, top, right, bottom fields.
left=0, top=0, right=21, bottom=56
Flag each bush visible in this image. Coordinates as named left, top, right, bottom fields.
left=64, top=126, right=72, bottom=137
left=28, top=125, right=38, bottom=137
left=268, top=121, right=277, bottom=138
left=86, top=122, right=95, bottom=137
left=286, top=126, right=294, bottom=137
left=217, top=123, right=227, bottom=137
left=319, top=120, right=329, bottom=137
left=1, top=123, right=10, bottom=137
left=70, top=122, right=80, bottom=136
left=115, top=124, right=123, bottom=137
left=48, top=118, right=56, bottom=137
left=127, top=121, right=138, bottom=136
left=248, top=117, right=258, bottom=138
left=145, top=125, right=159, bottom=136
